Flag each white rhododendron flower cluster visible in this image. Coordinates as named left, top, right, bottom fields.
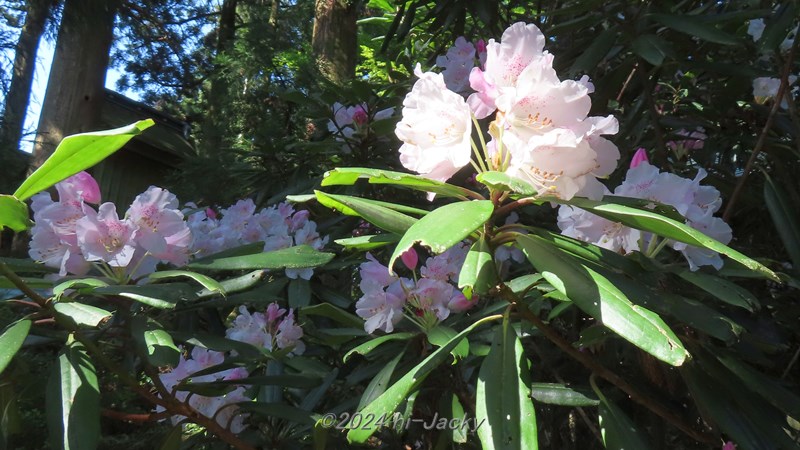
left=558, top=150, right=732, bottom=270
left=28, top=171, right=191, bottom=278
left=396, top=22, right=620, bottom=201
left=186, top=199, right=328, bottom=280
left=753, top=75, right=798, bottom=109
left=158, top=302, right=305, bottom=431
left=355, top=243, right=473, bottom=333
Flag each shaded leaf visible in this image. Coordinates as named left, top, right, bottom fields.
left=0, top=196, right=30, bottom=232
left=188, top=245, right=334, bottom=271
left=0, top=320, right=31, bottom=376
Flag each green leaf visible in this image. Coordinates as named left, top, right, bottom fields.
left=0, top=257, right=57, bottom=273
left=346, top=315, right=500, bottom=443
left=764, top=172, right=800, bottom=269
left=426, top=325, right=469, bottom=363
left=314, top=191, right=416, bottom=235
left=196, top=270, right=266, bottom=299
left=14, top=120, right=154, bottom=201
left=557, top=196, right=778, bottom=280
left=650, top=13, right=740, bottom=45
left=0, top=320, right=31, bottom=376
left=530, top=383, right=599, bottom=407
left=675, top=270, right=759, bottom=311
left=321, top=167, right=478, bottom=199
left=476, top=315, right=538, bottom=450
left=46, top=339, right=100, bottom=450
left=0, top=195, right=31, bottom=232
left=715, top=351, right=800, bottom=418
left=146, top=270, right=225, bottom=296
left=0, top=276, right=53, bottom=290
left=476, top=171, right=536, bottom=196
left=237, top=403, right=316, bottom=426
left=53, top=303, right=112, bottom=328
left=334, top=234, right=400, bottom=251
left=186, top=374, right=322, bottom=389
left=517, top=235, right=688, bottom=366
left=389, top=200, right=493, bottom=272
left=631, top=34, right=673, bottom=66
left=288, top=278, right=312, bottom=308
left=187, top=245, right=334, bottom=271
left=343, top=332, right=416, bottom=363
left=131, top=317, right=180, bottom=367
left=459, top=236, right=498, bottom=295
left=595, top=387, right=652, bottom=450
left=358, top=349, right=405, bottom=411
left=53, top=279, right=109, bottom=298
left=170, top=331, right=263, bottom=359
left=569, top=26, right=618, bottom=75
left=301, top=303, right=364, bottom=328
left=92, top=283, right=196, bottom=309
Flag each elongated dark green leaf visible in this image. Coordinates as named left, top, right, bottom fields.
left=170, top=331, right=263, bottom=359
left=53, top=303, right=111, bottom=328
left=557, top=197, right=778, bottom=280
left=0, top=276, right=53, bottom=289
left=764, top=172, right=800, bottom=269
left=288, top=278, right=311, bottom=308
left=530, top=383, right=599, bottom=406
left=595, top=387, right=652, bottom=450
left=53, top=279, right=109, bottom=298
left=0, top=320, right=30, bottom=375
left=0, top=257, right=57, bottom=273
left=334, top=234, right=400, bottom=251
left=46, top=339, right=100, bottom=450
left=343, top=332, right=416, bottom=363
left=715, top=351, right=800, bottom=418
left=0, top=195, right=30, bottom=232
left=426, top=325, right=469, bottom=362
left=517, top=235, right=688, bottom=366
left=650, top=13, right=740, bottom=45
left=632, top=34, right=673, bottom=66
left=476, top=315, right=538, bottom=450
left=459, top=236, right=499, bottom=295
left=237, top=403, right=316, bottom=426
left=347, top=315, right=500, bottom=443
left=358, top=349, right=405, bottom=411
left=321, top=167, right=477, bottom=199
left=14, top=120, right=154, bottom=201
left=146, top=270, right=225, bottom=295
left=185, top=374, right=322, bottom=389
left=759, top=3, right=796, bottom=53
left=92, top=283, right=195, bottom=309
left=131, top=317, right=180, bottom=367
left=314, top=191, right=416, bottom=235
left=569, top=26, right=618, bottom=75
left=675, top=270, right=759, bottom=311
left=389, top=200, right=493, bottom=272
left=476, top=171, right=536, bottom=196
left=301, top=303, right=364, bottom=328
left=187, top=245, right=334, bottom=271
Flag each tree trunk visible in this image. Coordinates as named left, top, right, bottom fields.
left=0, top=0, right=53, bottom=154
left=312, top=0, right=358, bottom=85
left=29, top=0, right=120, bottom=172
left=203, top=0, right=239, bottom=155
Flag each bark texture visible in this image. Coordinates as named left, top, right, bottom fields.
left=312, top=0, right=358, bottom=85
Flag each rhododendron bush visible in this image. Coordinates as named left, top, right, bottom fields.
left=0, top=17, right=799, bottom=450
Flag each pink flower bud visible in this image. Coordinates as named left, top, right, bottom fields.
left=352, top=105, right=368, bottom=125
left=205, top=207, right=217, bottom=219
left=56, top=171, right=102, bottom=204
left=722, top=442, right=736, bottom=450
left=476, top=39, right=486, bottom=53
left=400, top=248, right=419, bottom=271
left=630, top=148, right=649, bottom=168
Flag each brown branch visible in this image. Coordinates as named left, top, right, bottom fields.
left=497, top=284, right=716, bottom=445
left=102, top=408, right=171, bottom=423
left=0, top=262, right=48, bottom=307
left=6, top=299, right=41, bottom=309
left=723, top=35, right=800, bottom=221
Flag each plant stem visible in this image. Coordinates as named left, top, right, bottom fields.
left=723, top=34, right=800, bottom=221
left=497, top=283, right=716, bottom=445
left=0, top=262, right=48, bottom=307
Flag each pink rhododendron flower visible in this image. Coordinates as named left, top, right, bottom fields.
left=400, top=248, right=419, bottom=271
left=76, top=203, right=137, bottom=267
left=722, top=441, right=737, bottom=450
left=126, top=186, right=191, bottom=266
left=356, top=281, right=407, bottom=334
left=226, top=304, right=305, bottom=355
left=396, top=65, right=473, bottom=184
left=630, top=148, right=649, bottom=168
left=56, top=171, right=102, bottom=204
